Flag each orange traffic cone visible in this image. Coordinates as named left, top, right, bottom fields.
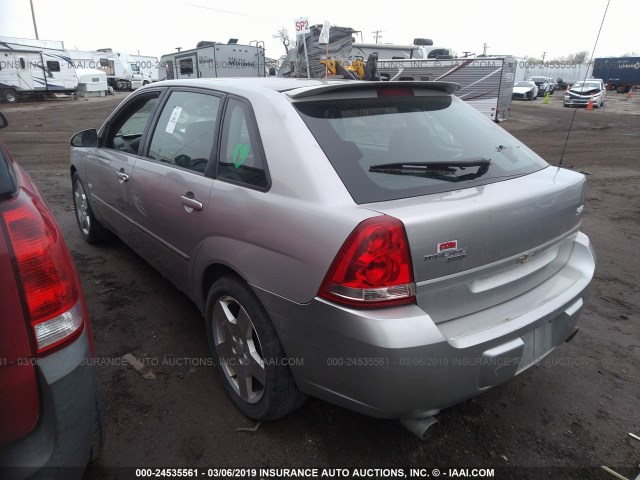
left=587, top=95, right=594, bottom=110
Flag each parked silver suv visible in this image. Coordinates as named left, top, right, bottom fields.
left=70, top=78, right=595, bottom=438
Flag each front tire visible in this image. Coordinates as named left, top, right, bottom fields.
left=72, top=172, right=112, bottom=243
left=3, top=89, right=18, bottom=103
left=206, top=275, right=306, bottom=421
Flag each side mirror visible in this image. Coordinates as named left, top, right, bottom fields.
left=70, top=129, right=98, bottom=147
left=0, top=112, right=7, bottom=129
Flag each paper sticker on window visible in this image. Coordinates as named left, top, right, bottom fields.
left=233, top=143, right=251, bottom=168
left=165, top=106, right=183, bottom=134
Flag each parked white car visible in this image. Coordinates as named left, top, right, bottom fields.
left=512, top=81, right=538, bottom=100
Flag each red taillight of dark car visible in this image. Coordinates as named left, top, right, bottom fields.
left=1, top=193, right=84, bottom=355
left=319, top=215, right=416, bottom=308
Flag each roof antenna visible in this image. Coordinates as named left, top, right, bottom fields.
left=557, top=0, right=610, bottom=174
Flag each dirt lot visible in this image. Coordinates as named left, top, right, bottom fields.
left=1, top=90, right=638, bottom=480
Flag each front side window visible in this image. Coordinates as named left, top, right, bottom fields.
left=105, top=94, right=159, bottom=154
left=294, top=91, right=548, bottom=204
left=147, top=91, right=221, bottom=173
left=217, top=98, right=268, bottom=188
left=46, top=61, right=60, bottom=72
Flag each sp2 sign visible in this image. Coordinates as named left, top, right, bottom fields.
left=295, top=17, right=310, bottom=36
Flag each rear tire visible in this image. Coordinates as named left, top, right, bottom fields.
left=72, top=172, right=112, bottom=244
left=205, top=275, right=306, bottom=421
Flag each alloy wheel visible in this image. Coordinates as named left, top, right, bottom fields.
left=212, top=295, right=266, bottom=404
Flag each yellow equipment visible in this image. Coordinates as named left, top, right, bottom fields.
left=320, top=53, right=380, bottom=80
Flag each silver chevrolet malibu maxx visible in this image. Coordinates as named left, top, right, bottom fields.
left=70, top=78, right=595, bottom=438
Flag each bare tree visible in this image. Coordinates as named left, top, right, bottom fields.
left=621, top=51, right=640, bottom=57
left=567, top=50, right=590, bottom=63
left=273, top=28, right=292, bottom=54
left=523, top=55, right=543, bottom=64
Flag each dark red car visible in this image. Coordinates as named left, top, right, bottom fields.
left=0, top=112, right=102, bottom=479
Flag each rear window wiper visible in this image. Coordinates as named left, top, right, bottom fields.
left=369, top=158, right=491, bottom=181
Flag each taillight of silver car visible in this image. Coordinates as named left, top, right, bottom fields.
left=1, top=194, right=84, bottom=354
left=319, top=216, right=416, bottom=308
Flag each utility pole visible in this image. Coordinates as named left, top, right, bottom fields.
left=482, top=43, right=489, bottom=55
left=372, top=30, right=383, bottom=44
left=541, top=51, right=547, bottom=62
left=30, top=0, right=39, bottom=40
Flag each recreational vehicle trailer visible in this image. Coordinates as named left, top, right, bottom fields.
left=0, top=36, right=78, bottom=103
left=377, top=56, right=517, bottom=122
left=158, top=41, right=266, bottom=81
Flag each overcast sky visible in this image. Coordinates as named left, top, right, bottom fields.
left=1, top=0, right=638, bottom=60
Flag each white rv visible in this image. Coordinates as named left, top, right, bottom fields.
left=158, top=41, right=266, bottom=81
left=0, top=37, right=78, bottom=103
left=376, top=56, right=517, bottom=122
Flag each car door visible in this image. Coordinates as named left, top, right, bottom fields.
left=85, top=90, right=162, bottom=238
left=127, top=88, right=222, bottom=291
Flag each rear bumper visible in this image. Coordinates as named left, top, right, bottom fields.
left=0, top=330, right=98, bottom=480
left=254, top=232, right=596, bottom=419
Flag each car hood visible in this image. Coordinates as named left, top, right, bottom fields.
left=568, top=87, right=602, bottom=96
left=513, top=86, right=534, bottom=94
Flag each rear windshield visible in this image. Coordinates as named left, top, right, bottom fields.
left=293, top=94, right=548, bottom=204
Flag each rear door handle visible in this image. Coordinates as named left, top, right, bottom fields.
left=180, top=194, right=203, bottom=212
left=117, top=169, right=129, bottom=182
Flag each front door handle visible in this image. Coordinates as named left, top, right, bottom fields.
left=117, top=169, right=129, bottom=183
left=181, top=194, right=203, bottom=212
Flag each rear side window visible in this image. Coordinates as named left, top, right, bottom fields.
left=147, top=90, right=221, bottom=173
left=294, top=93, right=548, bottom=204
left=217, top=98, right=268, bottom=189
